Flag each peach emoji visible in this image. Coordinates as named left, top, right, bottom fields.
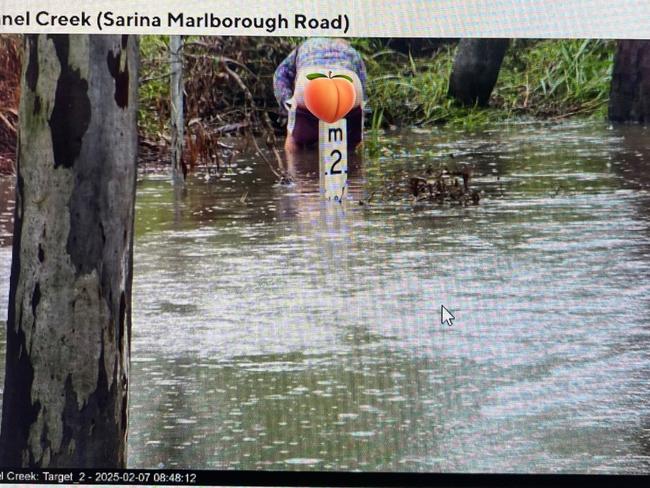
left=304, top=72, right=356, bottom=123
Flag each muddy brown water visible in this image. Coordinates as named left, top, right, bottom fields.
left=1, top=121, right=650, bottom=472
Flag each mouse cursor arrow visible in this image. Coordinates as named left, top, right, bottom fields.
left=441, top=305, right=455, bottom=327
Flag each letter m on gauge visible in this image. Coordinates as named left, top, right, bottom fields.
left=328, top=127, right=343, bottom=143
left=319, top=119, right=348, bottom=201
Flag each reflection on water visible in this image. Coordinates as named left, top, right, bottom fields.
left=1, top=121, right=650, bottom=473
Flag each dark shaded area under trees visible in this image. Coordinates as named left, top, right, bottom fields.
left=448, top=39, right=510, bottom=107
left=609, top=40, right=650, bottom=123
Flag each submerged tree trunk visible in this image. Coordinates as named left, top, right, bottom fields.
left=608, top=40, right=650, bottom=123
left=0, top=34, right=138, bottom=468
left=448, top=39, right=509, bottom=107
left=170, top=35, right=185, bottom=183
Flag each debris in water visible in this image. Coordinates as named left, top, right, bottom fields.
left=409, top=166, right=480, bottom=205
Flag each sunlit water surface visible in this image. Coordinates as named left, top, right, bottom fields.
left=1, top=122, right=650, bottom=473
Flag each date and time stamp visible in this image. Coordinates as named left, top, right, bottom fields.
left=0, top=469, right=198, bottom=484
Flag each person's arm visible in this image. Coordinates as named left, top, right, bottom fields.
left=273, top=47, right=297, bottom=113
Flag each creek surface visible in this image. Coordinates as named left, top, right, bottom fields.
left=1, top=121, right=650, bottom=472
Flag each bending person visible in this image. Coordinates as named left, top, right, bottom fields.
left=274, top=38, right=368, bottom=152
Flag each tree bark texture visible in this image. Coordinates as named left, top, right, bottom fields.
left=608, top=40, right=650, bottom=123
left=448, top=39, right=509, bottom=107
left=0, top=34, right=138, bottom=468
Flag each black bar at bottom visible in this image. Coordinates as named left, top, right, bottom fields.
left=0, top=468, right=648, bottom=486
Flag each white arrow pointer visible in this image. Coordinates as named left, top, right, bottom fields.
left=441, top=305, right=455, bottom=327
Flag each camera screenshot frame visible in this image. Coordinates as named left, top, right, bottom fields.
left=0, top=0, right=650, bottom=484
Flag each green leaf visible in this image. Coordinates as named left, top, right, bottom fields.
left=332, top=74, right=354, bottom=83
left=306, top=73, right=328, bottom=80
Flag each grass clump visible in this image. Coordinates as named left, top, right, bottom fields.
left=357, top=39, right=615, bottom=130
left=496, top=39, right=614, bottom=119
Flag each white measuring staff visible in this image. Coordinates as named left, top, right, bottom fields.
left=319, top=118, right=348, bottom=202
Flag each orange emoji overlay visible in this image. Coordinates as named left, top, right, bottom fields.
left=304, top=72, right=356, bottom=123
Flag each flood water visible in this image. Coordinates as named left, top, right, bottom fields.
left=1, top=121, right=650, bottom=473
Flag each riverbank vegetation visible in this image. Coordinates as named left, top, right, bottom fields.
left=0, top=35, right=615, bottom=174
left=138, top=37, right=614, bottom=148
left=354, top=38, right=614, bottom=130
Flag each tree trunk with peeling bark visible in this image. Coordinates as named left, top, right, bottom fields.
left=448, top=39, right=509, bottom=107
left=608, top=40, right=650, bottom=123
left=0, top=34, right=138, bottom=468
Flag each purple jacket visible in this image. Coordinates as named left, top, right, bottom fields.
left=273, top=38, right=368, bottom=113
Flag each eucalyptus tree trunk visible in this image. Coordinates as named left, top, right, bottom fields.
left=609, top=40, right=650, bottom=123
left=0, top=34, right=138, bottom=468
left=448, top=39, right=509, bottom=106
left=170, top=35, right=185, bottom=183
